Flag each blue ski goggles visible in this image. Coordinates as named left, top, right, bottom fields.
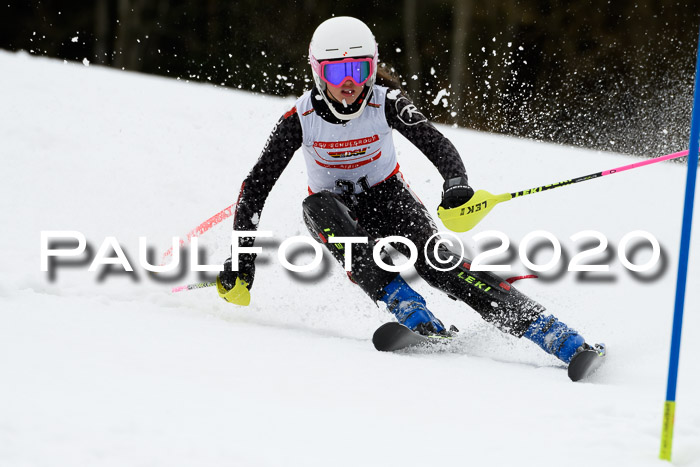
left=317, top=58, right=374, bottom=87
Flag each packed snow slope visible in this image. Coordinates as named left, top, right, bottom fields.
left=1, top=50, right=699, bottom=467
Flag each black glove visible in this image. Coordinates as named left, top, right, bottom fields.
left=218, top=254, right=256, bottom=291
left=440, top=175, right=474, bottom=209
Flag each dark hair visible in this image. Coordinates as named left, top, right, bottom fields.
left=375, top=64, right=403, bottom=92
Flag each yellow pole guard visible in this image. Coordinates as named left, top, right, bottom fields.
left=216, top=276, right=251, bottom=306
left=437, top=190, right=512, bottom=232
left=659, top=400, right=676, bottom=461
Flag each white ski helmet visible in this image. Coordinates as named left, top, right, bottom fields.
left=309, top=16, right=378, bottom=120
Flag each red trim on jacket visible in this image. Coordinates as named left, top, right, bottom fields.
left=232, top=181, right=246, bottom=226
left=374, top=163, right=401, bottom=187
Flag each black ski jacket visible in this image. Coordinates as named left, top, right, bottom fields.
left=233, top=87, right=467, bottom=241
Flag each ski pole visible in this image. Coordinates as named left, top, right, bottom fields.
left=438, top=149, right=694, bottom=232
left=171, top=279, right=250, bottom=306
left=171, top=281, right=216, bottom=293
left=160, top=203, right=236, bottom=266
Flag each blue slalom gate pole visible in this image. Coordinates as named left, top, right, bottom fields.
left=659, top=22, right=700, bottom=462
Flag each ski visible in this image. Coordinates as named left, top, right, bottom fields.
left=568, top=343, right=606, bottom=381
left=372, top=322, right=453, bottom=352
left=375, top=322, right=606, bottom=382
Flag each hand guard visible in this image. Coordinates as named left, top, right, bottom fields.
left=440, top=175, right=475, bottom=209
left=216, top=256, right=255, bottom=306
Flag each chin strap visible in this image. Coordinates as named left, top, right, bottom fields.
left=316, top=81, right=373, bottom=121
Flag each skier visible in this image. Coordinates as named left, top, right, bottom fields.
left=217, top=16, right=600, bottom=370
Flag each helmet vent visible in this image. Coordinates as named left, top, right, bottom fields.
left=325, top=48, right=339, bottom=51
left=349, top=46, right=362, bottom=49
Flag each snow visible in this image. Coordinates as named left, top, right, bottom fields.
left=1, top=49, right=700, bottom=466
left=432, top=88, right=449, bottom=105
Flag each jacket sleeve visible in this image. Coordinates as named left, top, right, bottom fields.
left=384, top=90, right=467, bottom=181
left=232, top=108, right=303, bottom=262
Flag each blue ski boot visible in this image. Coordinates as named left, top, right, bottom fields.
left=380, top=275, right=446, bottom=335
left=523, top=314, right=586, bottom=364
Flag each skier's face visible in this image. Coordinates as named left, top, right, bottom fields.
left=326, top=78, right=363, bottom=106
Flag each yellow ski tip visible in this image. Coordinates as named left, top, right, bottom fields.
left=437, top=190, right=511, bottom=232
left=216, top=276, right=251, bottom=306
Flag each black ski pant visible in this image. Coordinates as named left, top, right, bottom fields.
left=302, top=174, right=544, bottom=337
